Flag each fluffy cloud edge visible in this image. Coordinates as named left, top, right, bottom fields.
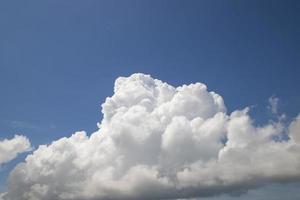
left=0, top=135, right=32, bottom=166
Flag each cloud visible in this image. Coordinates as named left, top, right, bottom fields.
left=8, top=120, right=38, bottom=130
left=0, top=135, right=31, bottom=167
left=268, top=96, right=279, bottom=115
left=2, top=73, right=300, bottom=200
left=0, top=193, right=6, bottom=200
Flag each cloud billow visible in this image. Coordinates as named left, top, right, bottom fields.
left=0, top=135, right=31, bottom=167
left=3, top=73, right=300, bottom=200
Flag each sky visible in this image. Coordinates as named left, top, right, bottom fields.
left=0, top=0, right=300, bottom=199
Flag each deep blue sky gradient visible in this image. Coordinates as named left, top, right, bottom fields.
left=0, top=0, right=300, bottom=197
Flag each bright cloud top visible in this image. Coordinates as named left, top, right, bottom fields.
left=0, top=135, right=31, bottom=167
left=3, top=73, right=300, bottom=200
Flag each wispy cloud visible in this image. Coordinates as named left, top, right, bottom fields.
left=8, top=120, right=38, bottom=130
left=268, top=96, right=279, bottom=115
left=268, top=96, right=286, bottom=121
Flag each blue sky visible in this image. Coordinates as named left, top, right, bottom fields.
left=0, top=0, right=300, bottom=199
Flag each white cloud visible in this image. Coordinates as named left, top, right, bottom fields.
left=2, top=73, right=300, bottom=200
left=0, top=135, right=31, bottom=166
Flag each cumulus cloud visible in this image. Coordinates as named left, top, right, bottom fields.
left=0, top=135, right=31, bottom=167
left=3, top=73, right=300, bottom=200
